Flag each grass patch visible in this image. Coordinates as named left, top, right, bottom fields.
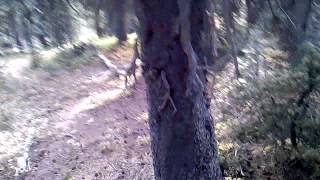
left=90, top=33, right=137, bottom=51
left=91, top=36, right=118, bottom=51
left=32, top=45, right=97, bottom=73
left=31, top=34, right=137, bottom=73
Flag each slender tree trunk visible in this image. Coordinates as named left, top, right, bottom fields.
left=106, top=7, right=114, bottom=34
left=267, top=0, right=277, bottom=18
left=246, top=0, right=258, bottom=24
left=48, top=1, right=60, bottom=46
left=94, top=0, right=103, bottom=37
left=211, top=0, right=219, bottom=58
left=22, top=18, right=33, bottom=49
left=223, top=0, right=241, bottom=78
left=19, top=0, right=33, bottom=49
left=48, top=1, right=73, bottom=46
left=113, top=0, right=127, bottom=42
left=103, top=0, right=114, bottom=34
left=8, top=8, right=22, bottom=49
left=136, top=0, right=222, bottom=179
left=35, top=0, right=49, bottom=47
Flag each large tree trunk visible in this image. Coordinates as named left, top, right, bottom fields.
left=113, top=0, right=127, bottom=42
left=136, top=0, right=222, bottom=179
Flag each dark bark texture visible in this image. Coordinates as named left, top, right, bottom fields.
left=136, top=0, right=222, bottom=179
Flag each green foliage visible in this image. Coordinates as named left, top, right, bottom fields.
left=54, top=45, right=96, bottom=68
left=91, top=36, right=118, bottom=51
left=235, top=44, right=320, bottom=179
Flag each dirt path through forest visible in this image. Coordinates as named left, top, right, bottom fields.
left=23, top=60, right=154, bottom=180
left=0, top=52, right=154, bottom=180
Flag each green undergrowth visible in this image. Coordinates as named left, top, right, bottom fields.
left=31, top=33, right=138, bottom=73
left=221, top=44, right=320, bottom=179
left=31, top=35, right=123, bottom=73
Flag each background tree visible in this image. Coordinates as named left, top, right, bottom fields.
left=223, top=0, right=240, bottom=78
left=6, top=1, right=22, bottom=49
left=94, top=0, right=103, bottom=37
left=112, top=0, right=127, bottom=42
left=19, top=0, right=34, bottom=49
left=48, top=1, right=74, bottom=46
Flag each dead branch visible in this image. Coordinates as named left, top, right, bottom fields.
left=158, top=71, right=177, bottom=115
left=97, top=40, right=142, bottom=89
left=197, top=57, right=214, bottom=76
left=177, top=0, right=204, bottom=94
left=65, top=0, right=81, bottom=16
left=97, top=52, right=119, bottom=71
left=275, top=0, right=296, bottom=29
left=124, top=39, right=140, bottom=88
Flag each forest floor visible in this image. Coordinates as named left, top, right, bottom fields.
left=0, top=24, right=286, bottom=180
left=0, top=44, right=154, bottom=180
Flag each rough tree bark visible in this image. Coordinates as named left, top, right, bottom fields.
left=113, top=0, right=127, bottom=42
left=136, top=0, right=222, bottom=179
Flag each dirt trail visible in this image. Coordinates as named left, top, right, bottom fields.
left=23, top=60, right=153, bottom=180
left=0, top=51, right=153, bottom=179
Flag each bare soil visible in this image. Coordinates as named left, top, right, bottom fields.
left=0, top=47, right=154, bottom=180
